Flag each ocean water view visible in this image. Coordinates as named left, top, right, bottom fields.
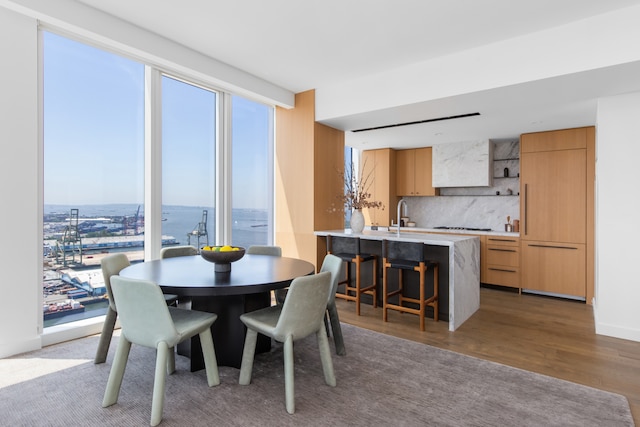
left=44, top=203, right=269, bottom=249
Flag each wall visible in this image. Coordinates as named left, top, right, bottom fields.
left=594, top=91, right=640, bottom=342
left=405, top=140, right=520, bottom=231
left=0, top=7, right=41, bottom=357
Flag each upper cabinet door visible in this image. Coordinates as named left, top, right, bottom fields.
left=396, top=149, right=415, bottom=196
left=396, top=147, right=438, bottom=196
left=414, top=147, right=438, bottom=196
left=521, top=148, right=586, bottom=243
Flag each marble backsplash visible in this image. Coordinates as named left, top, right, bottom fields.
left=401, top=139, right=520, bottom=232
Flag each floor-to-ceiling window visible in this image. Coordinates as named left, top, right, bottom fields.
left=42, top=31, right=275, bottom=328
left=230, top=95, right=274, bottom=248
left=42, top=31, right=145, bottom=327
left=162, top=76, right=217, bottom=249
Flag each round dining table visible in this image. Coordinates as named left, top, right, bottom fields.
left=119, top=253, right=315, bottom=370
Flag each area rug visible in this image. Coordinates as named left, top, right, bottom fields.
left=0, top=324, right=634, bottom=426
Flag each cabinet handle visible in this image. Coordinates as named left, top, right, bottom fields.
left=488, top=248, right=516, bottom=253
left=488, top=267, right=517, bottom=273
left=524, top=183, right=528, bottom=236
left=528, top=244, right=578, bottom=250
left=488, top=238, right=517, bottom=243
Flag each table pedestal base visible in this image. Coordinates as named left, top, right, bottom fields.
left=177, top=292, right=272, bottom=371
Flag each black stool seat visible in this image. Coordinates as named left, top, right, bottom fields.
left=333, top=252, right=376, bottom=263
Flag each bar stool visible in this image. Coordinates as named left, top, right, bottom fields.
left=326, top=235, right=377, bottom=316
left=382, top=239, right=438, bottom=331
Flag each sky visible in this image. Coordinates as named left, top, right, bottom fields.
left=43, top=31, right=271, bottom=209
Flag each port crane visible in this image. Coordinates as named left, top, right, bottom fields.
left=123, top=205, right=142, bottom=235
left=187, top=209, right=209, bottom=250
left=56, top=208, right=82, bottom=266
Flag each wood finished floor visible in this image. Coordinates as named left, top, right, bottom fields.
left=335, top=286, right=640, bottom=424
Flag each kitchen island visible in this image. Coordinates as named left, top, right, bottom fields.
left=315, top=229, right=480, bottom=331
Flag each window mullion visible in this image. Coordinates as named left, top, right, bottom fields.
left=217, top=92, right=233, bottom=245
left=144, top=66, right=163, bottom=260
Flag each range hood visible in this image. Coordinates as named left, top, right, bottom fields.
left=432, top=139, right=493, bottom=187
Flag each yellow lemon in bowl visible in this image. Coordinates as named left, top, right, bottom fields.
left=220, top=245, right=233, bottom=252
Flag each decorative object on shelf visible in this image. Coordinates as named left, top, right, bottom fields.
left=513, top=219, right=520, bottom=232
left=332, top=159, right=384, bottom=233
left=505, top=216, right=513, bottom=232
left=200, top=245, right=245, bottom=272
left=350, top=209, right=365, bottom=233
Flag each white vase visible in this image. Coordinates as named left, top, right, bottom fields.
left=350, top=209, right=365, bottom=233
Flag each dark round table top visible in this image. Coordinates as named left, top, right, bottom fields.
left=119, top=254, right=315, bottom=297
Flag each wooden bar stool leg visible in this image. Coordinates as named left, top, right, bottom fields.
left=355, top=257, right=362, bottom=315
left=397, top=269, right=403, bottom=307
left=371, top=257, right=378, bottom=308
left=382, top=262, right=388, bottom=322
left=433, top=264, right=439, bottom=322
left=419, top=263, right=426, bottom=332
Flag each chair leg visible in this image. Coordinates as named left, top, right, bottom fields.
left=275, top=288, right=288, bottom=305
left=151, top=342, right=170, bottom=427
left=284, top=335, right=295, bottom=414
left=239, top=329, right=258, bottom=385
left=371, top=257, right=378, bottom=308
left=355, top=258, right=362, bottom=315
left=199, top=328, right=220, bottom=387
left=317, top=328, right=336, bottom=387
left=102, top=336, right=131, bottom=408
left=94, top=307, right=117, bottom=364
left=323, top=312, right=331, bottom=337
left=167, top=347, right=176, bottom=375
left=382, top=264, right=388, bottom=322
left=419, top=265, right=426, bottom=332
left=327, top=303, right=346, bottom=356
left=433, top=264, right=439, bottom=322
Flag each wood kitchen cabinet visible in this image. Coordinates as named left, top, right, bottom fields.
left=485, top=236, right=520, bottom=290
left=396, top=147, right=439, bottom=196
left=361, top=148, right=397, bottom=226
left=520, top=127, right=594, bottom=300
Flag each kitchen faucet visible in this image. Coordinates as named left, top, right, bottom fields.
left=396, top=198, right=407, bottom=237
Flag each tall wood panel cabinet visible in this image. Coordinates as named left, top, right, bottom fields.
left=361, top=148, right=397, bottom=227
left=276, top=90, right=344, bottom=268
left=520, top=127, right=595, bottom=302
left=396, top=147, right=439, bottom=196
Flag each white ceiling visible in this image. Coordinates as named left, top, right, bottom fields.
left=74, top=0, right=640, bottom=149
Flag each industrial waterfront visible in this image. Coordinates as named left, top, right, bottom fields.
left=42, top=204, right=268, bottom=327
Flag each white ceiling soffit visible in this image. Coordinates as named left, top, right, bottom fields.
left=25, top=0, right=640, bottom=148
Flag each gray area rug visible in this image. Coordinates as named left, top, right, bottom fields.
left=0, top=323, right=634, bottom=426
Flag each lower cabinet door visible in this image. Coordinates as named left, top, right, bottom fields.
left=521, top=241, right=586, bottom=298
left=485, top=267, right=520, bottom=288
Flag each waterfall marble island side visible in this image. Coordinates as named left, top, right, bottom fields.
left=315, top=229, right=480, bottom=331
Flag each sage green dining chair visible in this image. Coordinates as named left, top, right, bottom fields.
left=160, top=245, right=198, bottom=309
left=159, top=244, right=198, bottom=258
left=102, top=276, right=220, bottom=427
left=320, top=254, right=347, bottom=356
left=94, top=253, right=178, bottom=364
left=246, top=245, right=285, bottom=304
left=238, top=271, right=335, bottom=414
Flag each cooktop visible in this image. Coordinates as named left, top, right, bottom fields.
left=434, top=226, right=492, bottom=232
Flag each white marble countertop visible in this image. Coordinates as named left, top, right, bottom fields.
left=368, top=226, right=519, bottom=238
left=314, top=229, right=479, bottom=245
